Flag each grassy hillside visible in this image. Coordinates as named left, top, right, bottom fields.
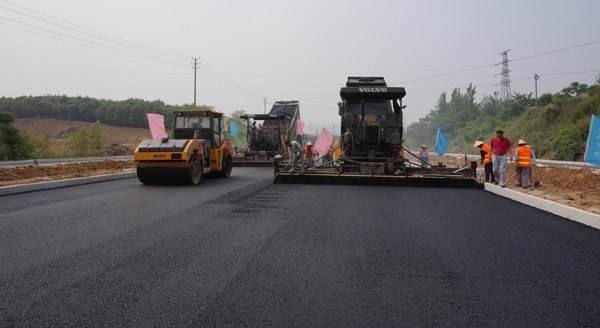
left=13, top=118, right=149, bottom=157
left=406, top=79, right=600, bottom=160
left=15, top=118, right=148, bottom=146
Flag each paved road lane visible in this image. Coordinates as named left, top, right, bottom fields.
left=1, top=172, right=599, bottom=327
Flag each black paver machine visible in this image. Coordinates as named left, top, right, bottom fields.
left=274, top=77, right=481, bottom=188
left=233, top=100, right=300, bottom=167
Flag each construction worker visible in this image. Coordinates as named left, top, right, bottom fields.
left=249, top=121, right=258, bottom=150
left=514, top=139, right=536, bottom=188
left=343, top=128, right=353, bottom=156
left=285, top=139, right=302, bottom=171
left=304, top=141, right=316, bottom=167
left=474, top=140, right=495, bottom=183
left=490, top=129, right=512, bottom=187
left=418, top=145, right=429, bottom=167
left=333, top=138, right=343, bottom=160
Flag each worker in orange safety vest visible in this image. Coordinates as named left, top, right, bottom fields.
left=514, top=139, right=536, bottom=188
left=304, top=141, right=316, bottom=167
left=474, top=140, right=495, bottom=183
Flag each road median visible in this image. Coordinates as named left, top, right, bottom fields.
left=485, top=183, right=600, bottom=230
left=0, top=170, right=136, bottom=197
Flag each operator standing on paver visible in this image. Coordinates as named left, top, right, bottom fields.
left=418, top=145, right=429, bottom=167
left=304, top=142, right=315, bottom=167
left=285, top=139, right=303, bottom=171
left=490, top=130, right=512, bottom=187
left=474, top=140, right=495, bottom=183
left=514, top=139, right=536, bottom=188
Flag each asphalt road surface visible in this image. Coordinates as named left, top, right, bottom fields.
left=1, top=167, right=599, bottom=327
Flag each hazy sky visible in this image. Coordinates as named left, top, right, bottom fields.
left=1, top=0, right=599, bottom=131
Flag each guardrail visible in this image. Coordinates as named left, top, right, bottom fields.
left=0, top=155, right=132, bottom=168
left=438, top=152, right=599, bottom=169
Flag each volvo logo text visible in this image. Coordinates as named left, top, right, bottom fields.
left=358, top=87, right=388, bottom=93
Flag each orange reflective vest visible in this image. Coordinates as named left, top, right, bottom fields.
left=304, top=146, right=316, bottom=159
left=480, top=143, right=492, bottom=165
left=516, top=145, right=533, bottom=167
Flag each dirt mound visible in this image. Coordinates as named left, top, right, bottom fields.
left=0, top=161, right=134, bottom=187
left=506, top=164, right=600, bottom=214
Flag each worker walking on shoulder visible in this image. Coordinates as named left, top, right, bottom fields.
left=514, top=139, right=536, bottom=188
left=474, top=140, right=495, bottom=183
left=490, top=130, right=512, bottom=187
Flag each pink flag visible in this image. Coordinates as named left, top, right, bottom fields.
left=146, top=113, right=168, bottom=139
left=296, top=119, right=305, bottom=136
left=314, top=128, right=334, bottom=156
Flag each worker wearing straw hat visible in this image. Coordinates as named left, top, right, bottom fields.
left=514, top=139, right=536, bottom=188
left=474, top=140, right=495, bottom=183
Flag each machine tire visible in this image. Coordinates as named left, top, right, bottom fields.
left=137, top=167, right=157, bottom=185
left=187, top=155, right=204, bottom=185
left=220, top=155, right=233, bottom=177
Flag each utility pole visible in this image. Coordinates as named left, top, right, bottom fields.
left=498, top=49, right=512, bottom=101
left=263, top=97, right=267, bottom=114
left=534, top=73, right=540, bottom=105
left=192, top=57, right=200, bottom=107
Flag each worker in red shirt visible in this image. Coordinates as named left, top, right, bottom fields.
left=489, top=130, right=512, bottom=187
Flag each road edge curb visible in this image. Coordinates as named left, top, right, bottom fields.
left=0, top=171, right=137, bottom=197
left=484, top=183, right=600, bottom=230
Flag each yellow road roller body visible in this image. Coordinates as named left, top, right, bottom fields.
left=134, top=110, right=233, bottom=185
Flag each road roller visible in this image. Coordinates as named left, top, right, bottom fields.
left=134, top=110, right=233, bottom=185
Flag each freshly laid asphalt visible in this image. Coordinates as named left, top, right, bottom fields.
left=1, top=167, right=599, bottom=327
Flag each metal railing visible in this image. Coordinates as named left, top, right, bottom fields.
left=0, top=155, right=132, bottom=168
left=436, top=152, right=599, bottom=169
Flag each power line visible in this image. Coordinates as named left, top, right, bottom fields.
left=0, top=14, right=187, bottom=66
left=511, top=40, right=600, bottom=63
left=0, top=19, right=141, bottom=59
left=0, top=0, right=267, bottom=102
left=0, top=0, right=186, bottom=60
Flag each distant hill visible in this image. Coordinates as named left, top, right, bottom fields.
left=406, top=79, right=600, bottom=161
left=0, top=95, right=212, bottom=128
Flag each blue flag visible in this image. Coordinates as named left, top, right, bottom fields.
left=584, top=115, right=600, bottom=166
left=435, top=128, right=448, bottom=156
left=230, top=120, right=238, bottom=138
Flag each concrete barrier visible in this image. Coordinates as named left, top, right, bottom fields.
left=0, top=171, right=136, bottom=197
left=485, top=183, right=600, bottom=230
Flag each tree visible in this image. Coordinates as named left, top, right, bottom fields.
left=0, top=112, right=33, bottom=160
left=65, top=124, right=104, bottom=156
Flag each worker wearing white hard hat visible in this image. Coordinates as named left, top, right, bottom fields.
left=304, top=141, right=315, bottom=168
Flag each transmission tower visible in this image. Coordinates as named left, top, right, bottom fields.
left=498, top=49, right=512, bottom=100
